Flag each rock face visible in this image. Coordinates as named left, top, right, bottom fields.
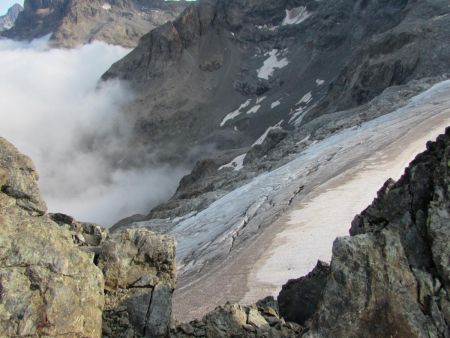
left=303, top=129, right=450, bottom=336
left=0, top=137, right=178, bottom=338
left=278, top=261, right=330, bottom=326
left=0, top=138, right=104, bottom=337
left=0, top=137, right=46, bottom=215
left=171, top=297, right=303, bottom=338
left=0, top=3, right=23, bottom=31
left=98, top=228, right=176, bottom=338
left=2, top=0, right=189, bottom=48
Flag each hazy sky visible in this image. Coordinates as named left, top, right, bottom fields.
left=0, top=0, right=23, bottom=15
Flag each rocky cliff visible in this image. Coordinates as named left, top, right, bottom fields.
left=0, top=137, right=177, bottom=337
left=0, top=3, right=22, bottom=31
left=2, top=0, right=189, bottom=47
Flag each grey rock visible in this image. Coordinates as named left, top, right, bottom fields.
left=278, top=260, right=330, bottom=325
left=99, top=228, right=176, bottom=337
left=0, top=137, right=46, bottom=215
left=305, top=128, right=450, bottom=337
left=170, top=298, right=302, bottom=338
left=0, top=3, right=22, bottom=31
left=244, top=128, right=288, bottom=165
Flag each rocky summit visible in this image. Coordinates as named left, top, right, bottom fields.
left=2, top=0, right=190, bottom=48
left=0, top=3, right=22, bottom=32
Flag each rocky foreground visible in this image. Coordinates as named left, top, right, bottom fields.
left=1, top=127, right=449, bottom=337
left=0, top=136, right=176, bottom=337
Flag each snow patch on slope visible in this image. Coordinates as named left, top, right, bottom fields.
left=271, top=100, right=281, bottom=109
left=220, top=99, right=251, bottom=126
left=289, top=91, right=313, bottom=125
left=257, top=49, right=289, bottom=80
left=282, top=7, right=311, bottom=25
left=219, top=154, right=246, bottom=171
left=253, top=121, right=284, bottom=146
left=246, top=105, right=261, bottom=115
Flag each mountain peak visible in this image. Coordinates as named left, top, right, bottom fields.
left=0, top=3, right=23, bottom=32
left=2, top=0, right=191, bottom=47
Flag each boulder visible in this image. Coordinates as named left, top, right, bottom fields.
left=98, top=228, right=176, bottom=338
left=0, top=137, right=46, bottom=215
left=170, top=298, right=303, bottom=338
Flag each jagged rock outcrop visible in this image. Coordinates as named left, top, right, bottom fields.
left=0, top=138, right=104, bottom=337
left=2, top=0, right=189, bottom=48
left=99, top=228, right=176, bottom=338
left=50, top=212, right=109, bottom=246
left=302, top=129, right=450, bottom=337
left=170, top=297, right=303, bottom=338
left=0, top=137, right=47, bottom=216
left=278, top=261, right=330, bottom=326
left=0, top=137, right=178, bottom=337
left=0, top=3, right=22, bottom=31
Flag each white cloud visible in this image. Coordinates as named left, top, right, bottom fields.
left=0, top=37, right=186, bottom=226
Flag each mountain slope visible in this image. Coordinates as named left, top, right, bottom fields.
left=2, top=0, right=189, bottom=48
left=103, top=0, right=450, bottom=164
left=0, top=3, right=22, bottom=31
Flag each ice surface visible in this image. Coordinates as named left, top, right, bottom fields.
left=166, top=80, right=450, bottom=279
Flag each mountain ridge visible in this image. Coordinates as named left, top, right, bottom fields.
left=0, top=3, right=22, bottom=31
left=1, top=0, right=190, bottom=47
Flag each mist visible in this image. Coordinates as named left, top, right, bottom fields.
left=0, top=36, right=187, bottom=226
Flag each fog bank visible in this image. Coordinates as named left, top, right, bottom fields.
left=0, top=37, right=186, bottom=225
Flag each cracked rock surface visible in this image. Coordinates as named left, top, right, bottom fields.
left=0, top=137, right=177, bottom=338
left=0, top=137, right=104, bottom=337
